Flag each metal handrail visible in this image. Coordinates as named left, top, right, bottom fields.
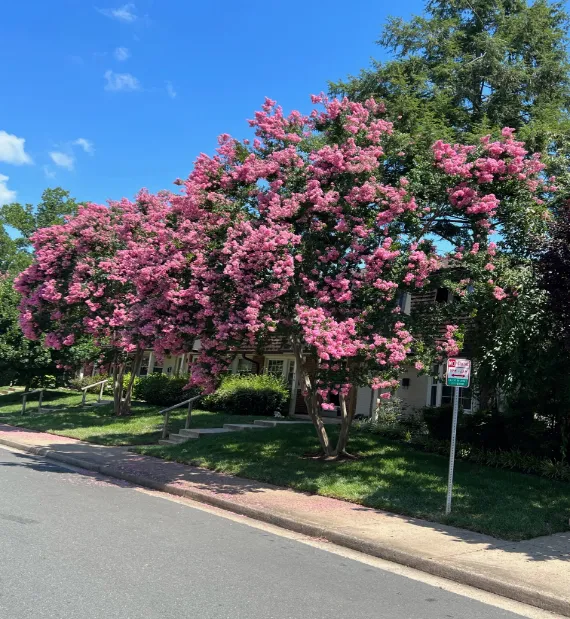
left=160, top=395, right=202, bottom=440
left=81, top=379, right=109, bottom=406
left=21, top=389, right=44, bottom=415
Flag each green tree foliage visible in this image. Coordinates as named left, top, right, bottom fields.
left=0, top=275, right=55, bottom=388
left=331, top=0, right=570, bottom=426
left=331, top=0, right=570, bottom=154
left=0, top=187, right=95, bottom=388
left=0, top=187, right=81, bottom=250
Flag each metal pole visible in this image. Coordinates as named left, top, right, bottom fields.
left=185, top=400, right=194, bottom=429
left=445, top=386, right=460, bottom=515
left=161, top=410, right=170, bottom=440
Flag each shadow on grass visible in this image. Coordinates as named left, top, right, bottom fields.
left=2, top=403, right=570, bottom=549
left=133, top=424, right=570, bottom=544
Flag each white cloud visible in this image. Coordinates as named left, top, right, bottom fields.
left=97, top=3, right=137, bottom=22
left=43, top=165, right=56, bottom=179
left=74, top=138, right=94, bottom=154
left=114, top=46, right=130, bottom=61
left=49, top=151, right=74, bottom=171
left=0, top=174, right=16, bottom=205
left=0, top=131, right=33, bottom=165
left=104, top=69, right=140, bottom=92
left=166, top=81, right=176, bottom=99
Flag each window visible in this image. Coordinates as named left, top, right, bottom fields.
left=429, top=364, right=439, bottom=406
left=397, top=292, right=410, bottom=314
left=237, top=358, right=254, bottom=374
left=139, top=353, right=151, bottom=376
left=266, top=359, right=285, bottom=377
left=428, top=363, right=473, bottom=411
left=286, top=360, right=296, bottom=388
left=435, top=288, right=450, bottom=303
left=441, top=385, right=472, bottom=412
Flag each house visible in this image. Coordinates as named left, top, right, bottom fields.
left=86, top=286, right=474, bottom=418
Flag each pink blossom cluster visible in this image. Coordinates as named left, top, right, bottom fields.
left=16, top=95, right=546, bottom=406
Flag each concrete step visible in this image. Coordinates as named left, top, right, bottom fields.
left=167, top=434, right=190, bottom=444
left=223, top=423, right=266, bottom=431
left=291, top=415, right=342, bottom=424
left=158, top=439, right=178, bottom=446
left=253, top=419, right=312, bottom=428
left=178, top=428, right=234, bottom=438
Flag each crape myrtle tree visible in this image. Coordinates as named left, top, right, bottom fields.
left=179, top=95, right=548, bottom=457
left=15, top=191, right=194, bottom=415
left=0, top=187, right=97, bottom=389
left=331, top=0, right=569, bottom=411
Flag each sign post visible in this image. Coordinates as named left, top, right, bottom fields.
left=445, top=358, right=471, bottom=515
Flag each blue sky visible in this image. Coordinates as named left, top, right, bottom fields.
left=0, top=0, right=422, bottom=208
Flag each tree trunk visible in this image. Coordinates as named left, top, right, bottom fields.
left=370, top=389, right=379, bottom=423
left=119, top=350, right=143, bottom=416
left=335, top=387, right=357, bottom=457
left=112, top=358, right=124, bottom=416
left=292, top=340, right=334, bottom=457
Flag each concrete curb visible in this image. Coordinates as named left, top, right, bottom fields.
left=1, top=435, right=568, bottom=617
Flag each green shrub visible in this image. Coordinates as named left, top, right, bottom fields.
left=68, top=374, right=109, bottom=391
left=30, top=374, right=57, bottom=388
left=204, top=373, right=288, bottom=416
left=365, top=429, right=570, bottom=482
left=422, top=405, right=459, bottom=440
left=134, top=373, right=198, bottom=406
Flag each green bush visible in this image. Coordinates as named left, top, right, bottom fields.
left=68, top=374, right=109, bottom=391
left=133, top=373, right=198, bottom=406
left=354, top=423, right=570, bottom=482
left=30, top=374, right=57, bottom=388
left=203, top=374, right=288, bottom=416
left=422, top=405, right=459, bottom=440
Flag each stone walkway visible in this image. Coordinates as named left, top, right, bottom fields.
left=0, top=423, right=568, bottom=616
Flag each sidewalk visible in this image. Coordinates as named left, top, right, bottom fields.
left=0, top=423, right=568, bottom=616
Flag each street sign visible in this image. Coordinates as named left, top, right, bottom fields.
left=446, top=358, right=471, bottom=388
left=444, top=358, right=471, bottom=515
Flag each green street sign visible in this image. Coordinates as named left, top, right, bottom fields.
left=447, top=376, right=469, bottom=387
left=446, top=358, right=471, bottom=388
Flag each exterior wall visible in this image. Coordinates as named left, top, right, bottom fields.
left=355, top=387, right=375, bottom=417
left=353, top=365, right=430, bottom=419
left=395, top=368, right=430, bottom=413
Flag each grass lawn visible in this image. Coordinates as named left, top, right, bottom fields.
left=0, top=389, right=272, bottom=446
left=133, top=423, right=570, bottom=541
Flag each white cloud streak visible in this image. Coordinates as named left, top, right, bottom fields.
left=0, top=174, right=16, bottom=205
left=166, top=81, right=177, bottom=99
left=0, top=131, right=33, bottom=165
left=97, top=3, right=137, bottom=22
left=104, top=69, right=140, bottom=92
left=49, top=151, right=74, bottom=171
left=114, top=46, right=130, bottom=61
left=43, top=166, right=57, bottom=179
left=74, top=138, right=94, bottom=154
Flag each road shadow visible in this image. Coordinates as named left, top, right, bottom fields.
left=1, top=422, right=569, bottom=564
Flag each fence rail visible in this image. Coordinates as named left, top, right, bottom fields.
left=21, top=389, right=44, bottom=415
left=160, top=395, right=202, bottom=439
left=81, top=379, right=109, bottom=406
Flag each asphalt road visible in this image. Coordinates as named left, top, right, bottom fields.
left=0, top=446, right=543, bottom=619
